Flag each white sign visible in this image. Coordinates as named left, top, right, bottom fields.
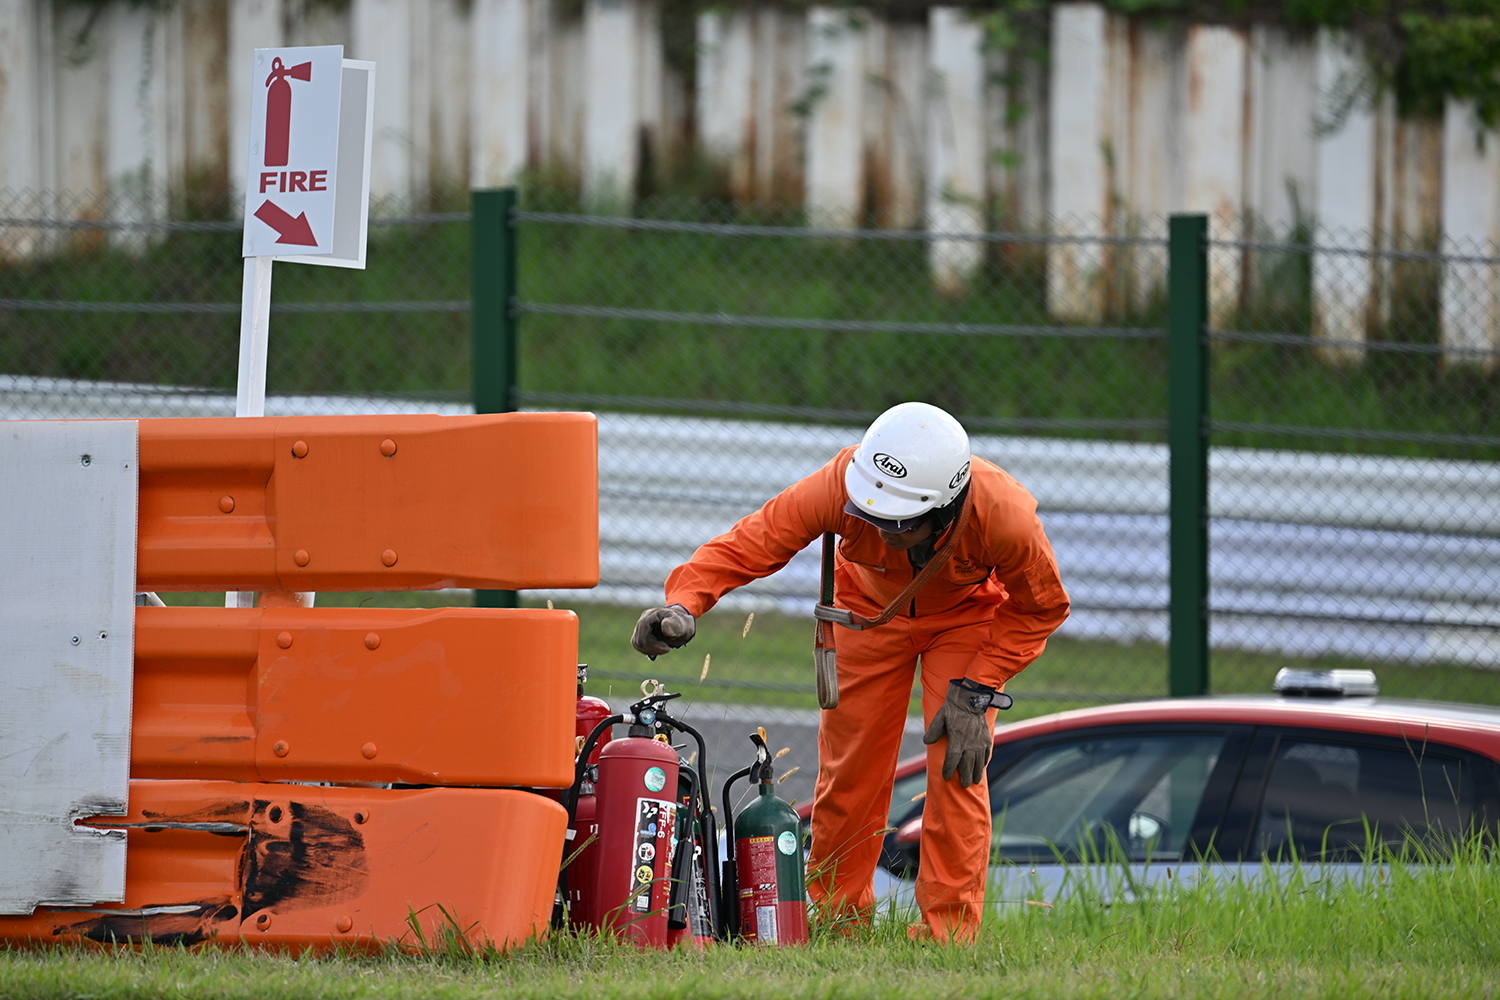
left=281, top=60, right=375, bottom=269
left=242, top=45, right=344, bottom=257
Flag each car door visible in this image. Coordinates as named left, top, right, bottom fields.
left=1217, top=726, right=1500, bottom=861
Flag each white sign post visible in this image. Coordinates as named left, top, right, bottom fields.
left=232, top=46, right=375, bottom=608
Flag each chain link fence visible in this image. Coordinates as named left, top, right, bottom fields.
left=3, top=188, right=1498, bottom=712
left=0, top=190, right=473, bottom=419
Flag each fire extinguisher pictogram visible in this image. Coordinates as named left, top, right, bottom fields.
left=264, top=56, right=313, bottom=168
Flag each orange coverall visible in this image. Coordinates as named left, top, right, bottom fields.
left=664, top=446, right=1070, bottom=941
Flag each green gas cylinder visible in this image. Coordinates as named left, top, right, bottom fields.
left=732, top=735, right=808, bottom=946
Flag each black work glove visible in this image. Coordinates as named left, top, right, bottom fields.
left=630, top=605, right=696, bottom=657
left=923, top=678, right=1012, bottom=787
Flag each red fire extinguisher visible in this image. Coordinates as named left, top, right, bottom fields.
left=263, top=56, right=312, bottom=168
left=559, top=665, right=613, bottom=927
left=594, top=731, right=678, bottom=946
left=564, top=683, right=722, bottom=947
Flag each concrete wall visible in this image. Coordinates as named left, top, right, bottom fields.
left=3, top=0, right=1496, bottom=326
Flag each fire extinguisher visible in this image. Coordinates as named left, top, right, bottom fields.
left=721, top=729, right=808, bottom=946
left=559, top=665, right=613, bottom=928
left=564, top=683, right=722, bottom=947
left=263, top=57, right=312, bottom=168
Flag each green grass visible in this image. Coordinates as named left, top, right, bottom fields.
left=5, top=843, right=1498, bottom=999
left=156, top=593, right=1500, bottom=713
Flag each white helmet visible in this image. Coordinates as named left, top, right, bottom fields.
left=844, top=402, right=971, bottom=532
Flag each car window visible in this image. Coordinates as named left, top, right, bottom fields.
left=888, top=768, right=928, bottom=823
left=1253, top=736, right=1475, bottom=860
left=990, top=734, right=1226, bottom=862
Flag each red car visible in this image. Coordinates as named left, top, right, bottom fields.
left=801, top=670, right=1500, bottom=880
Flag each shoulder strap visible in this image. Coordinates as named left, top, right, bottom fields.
left=815, top=485, right=975, bottom=632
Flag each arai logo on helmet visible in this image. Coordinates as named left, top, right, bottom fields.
left=872, top=453, right=907, bottom=478
left=949, top=461, right=970, bottom=491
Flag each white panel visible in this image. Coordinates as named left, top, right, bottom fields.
left=1047, top=2, right=1108, bottom=320
left=105, top=3, right=173, bottom=251
left=1246, top=25, right=1316, bottom=236
left=1312, top=28, right=1375, bottom=356
left=0, top=420, right=138, bottom=914
left=0, top=0, right=43, bottom=198
left=53, top=2, right=109, bottom=206
left=1184, top=24, right=1246, bottom=325
left=926, top=7, right=985, bottom=293
left=474, top=0, right=534, bottom=187
left=582, top=0, right=641, bottom=207
left=528, top=0, right=555, bottom=169
left=636, top=0, right=663, bottom=185
left=1126, top=23, right=1175, bottom=222
left=181, top=1, right=230, bottom=189
left=1440, top=99, right=1500, bottom=364
left=0, top=0, right=50, bottom=260
left=804, top=6, right=864, bottom=228
left=352, top=0, right=413, bottom=203
left=695, top=9, right=753, bottom=199
left=885, top=21, right=925, bottom=228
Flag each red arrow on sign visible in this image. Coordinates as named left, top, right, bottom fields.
left=254, top=200, right=318, bottom=245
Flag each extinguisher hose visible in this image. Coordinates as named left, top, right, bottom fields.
left=656, top=713, right=724, bottom=940
left=719, top=764, right=755, bottom=938
left=667, top=766, right=700, bottom=929
left=565, top=714, right=624, bottom=830
left=556, top=713, right=624, bottom=930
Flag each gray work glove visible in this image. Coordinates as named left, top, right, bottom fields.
left=923, top=678, right=1012, bottom=787
left=630, top=605, right=696, bottom=657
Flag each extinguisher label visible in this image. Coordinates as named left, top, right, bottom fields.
left=737, top=835, right=780, bottom=945
left=628, top=798, right=676, bottom=915
left=756, top=905, right=779, bottom=944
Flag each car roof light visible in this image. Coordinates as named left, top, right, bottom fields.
left=1272, top=668, right=1379, bottom=697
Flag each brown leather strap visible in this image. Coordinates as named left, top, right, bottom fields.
left=820, top=486, right=975, bottom=631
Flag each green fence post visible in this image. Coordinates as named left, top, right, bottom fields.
left=1168, top=214, right=1209, bottom=696
left=473, top=187, right=519, bottom=610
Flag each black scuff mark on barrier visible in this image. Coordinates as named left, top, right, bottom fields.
left=242, top=799, right=369, bottom=915
left=60, top=898, right=239, bottom=946
left=139, top=800, right=251, bottom=825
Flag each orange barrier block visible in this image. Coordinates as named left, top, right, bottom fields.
left=132, top=606, right=576, bottom=787
left=135, top=413, right=599, bottom=591
left=0, top=781, right=565, bottom=951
